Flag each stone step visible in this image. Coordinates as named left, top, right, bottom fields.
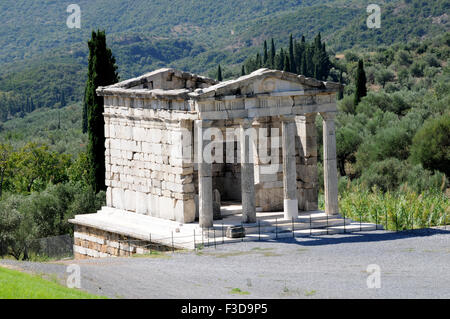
left=201, top=218, right=351, bottom=237
left=199, top=223, right=381, bottom=245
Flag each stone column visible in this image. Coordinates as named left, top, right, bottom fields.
left=321, top=112, right=339, bottom=215
left=282, top=118, right=298, bottom=219
left=240, top=119, right=256, bottom=223
left=295, top=113, right=318, bottom=211
left=196, top=120, right=213, bottom=228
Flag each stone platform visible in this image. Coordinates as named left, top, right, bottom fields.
left=70, top=203, right=380, bottom=258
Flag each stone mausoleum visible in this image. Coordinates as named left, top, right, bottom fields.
left=70, top=68, right=344, bottom=258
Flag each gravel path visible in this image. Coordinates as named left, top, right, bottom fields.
left=1, top=228, right=449, bottom=299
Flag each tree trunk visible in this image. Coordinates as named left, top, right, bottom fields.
left=22, top=247, right=29, bottom=261
left=338, top=159, right=347, bottom=177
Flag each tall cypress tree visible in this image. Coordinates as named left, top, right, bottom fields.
left=303, top=45, right=313, bottom=77
left=217, top=64, right=223, bottom=81
left=270, top=38, right=276, bottom=68
left=30, top=97, right=35, bottom=112
left=276, top=48, right=285, bottom=71
left=60, top=89, right=66, bottom=108
left=283, top=55, right=290, bottom=72
left=241, top=65, right=246, bottom=76
left=255, top=53, right=262, bottom=68
left=289, top=34, right=295, bottom=73
left=26, top=96, right=30, bottom=113
left=354, top=59, right=367, bottom=106
left=263, top=40, right=268, bottom=67
left=85, top=30, right=119, bottom=193
left=338, top=69, right=344, bottom=100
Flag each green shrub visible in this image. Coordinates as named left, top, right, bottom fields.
left=395, top=50, right=412, bottom=67
left=410, top=61, right=426, bottom=77
left=410, top=114, right=450, bottom=176
left=359, top=158, right=408, bottom=192
left=0, top=182, right=104, bottom=260
left=339, top=184, right=449, bottom=231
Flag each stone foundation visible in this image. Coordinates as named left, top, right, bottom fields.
left=73, top=225, right=156, bottom=259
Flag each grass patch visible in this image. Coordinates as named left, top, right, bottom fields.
left=304, top=289, right=317, bottom=297
left=338, top=185, right=449, bottom=231
left=229, top=288, right=250, bottom=295
left=0, top=267, right=105, bottom=299
left=262, top=252, right=282, bottom=257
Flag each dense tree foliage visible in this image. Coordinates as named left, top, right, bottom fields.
left=242, top=33, right=331, bottom=80
left=1, top=0, right=448, bottom=121
left=217, top=65, right=223, bottom=81
left=354, top=60, right=367, bottom=106
left=333, top=32, right=449, bottom=193
left=85, top=31, right=119, bottom=193
left=411, top=114, right=450, bottom=176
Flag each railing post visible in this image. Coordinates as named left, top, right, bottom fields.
left=171, top=231, right=175, bottom=253
left=202, top=228, right=204, bottom=247
left=292, top=217, right=295, bottom=238
left=375, top=209, right=378, bottom=230
left=343, top=210, right=346, bottom=234
left=149, top=233, right=152, bottom=254
left=275, top=218, right=278, bottom=239
left=309, top=214, right=312, bottom=236
left=213, top=228, right=216, bottom=249
left=385, top=210, right=388, bottom=231
left=193, top=230, right=196, bottom=250
left=258, top=220, right=261, bottom=241
left=222, top=223, right=225, bottom=244
left=326, top=213, right=329, bottom=235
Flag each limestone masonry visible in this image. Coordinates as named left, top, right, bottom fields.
left=70, top=68, right=342, bottom=258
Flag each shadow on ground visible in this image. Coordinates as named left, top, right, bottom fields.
left=214, top=228, right=450, bottom=249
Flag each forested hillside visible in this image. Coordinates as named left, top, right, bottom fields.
left=0, top=0, right=448, bottom=119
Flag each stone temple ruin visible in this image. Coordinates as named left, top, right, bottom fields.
left=70, top=68, right=365, bottom=259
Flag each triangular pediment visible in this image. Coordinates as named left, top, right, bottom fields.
left=98, top=68, right=217, bottom=93
left=189, top=68, right=342, bottom=99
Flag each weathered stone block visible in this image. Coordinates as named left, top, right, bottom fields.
left=226, top=226, right=246, bottom=238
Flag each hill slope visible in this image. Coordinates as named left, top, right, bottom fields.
left=0, top=0, right=448, bottom=118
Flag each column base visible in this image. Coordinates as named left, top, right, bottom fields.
left=283, top=199, right=298, bottom=219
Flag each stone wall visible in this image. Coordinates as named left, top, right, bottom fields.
left=73, top=225, right=153, bottom=259
left=104, top=97, right=196, bottom=223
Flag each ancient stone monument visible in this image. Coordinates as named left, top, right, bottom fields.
left=70, top=68, right=342, bottom=258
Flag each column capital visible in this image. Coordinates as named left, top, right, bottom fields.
left=279, top=115, right=296, bottom=123
left=235, top=117, right=254, bottom=127
left=194, top=119, right=214, bottom=128
left=320, top=111, right=337, bottom=121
